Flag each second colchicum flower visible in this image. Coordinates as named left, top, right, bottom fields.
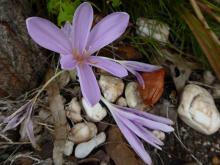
left=26, top=2, right=129, bottom=106
left=3, top=101, right=36, bottom=146
left=101, top=97, right=174, bottom=165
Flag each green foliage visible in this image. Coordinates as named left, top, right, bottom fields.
left=125, top=35, right=163, bottom=64
left=109, top=0, right=218, bottom=68
left=47, top=0, right=60, bottom=14
left=47, top=0, right=81, bottom=26
left=111, top=0, right=122, bottom=8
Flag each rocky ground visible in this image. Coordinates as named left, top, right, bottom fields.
left=1, top=68, right=220, bottom=165
left=1, top=4, right=220, bottom=164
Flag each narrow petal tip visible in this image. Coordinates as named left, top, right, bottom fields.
left=88, top=56, right=128, bottom=78
left=163, top=125, right=174, bottom=133
left=86, top=11, right=130, bottom=54
left=119, top=12, right=130, bottom=21
left=71, top=1, right=93, bottom=54
left=26, top=16, right=72, bottom=54
left=77, top=64, right=101, bottom=106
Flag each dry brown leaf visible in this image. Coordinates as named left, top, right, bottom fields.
left=181, top=8, right=220, bottom=80
left=16, top=157, right=33, bottom=165
left=105, top=127, right=145, bottom=165
left=139, top=69, right=165, bottom=106
left=117, top=46, right=141, bottom=60
left=46, top=70, right=68, bottom=165
left=78, top=150, right=110, bottom=164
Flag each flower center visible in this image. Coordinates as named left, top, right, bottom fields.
left=75, top=54, right=85, bottom=64
left=72, top=49, right=87, bottom=64
left=72, top=49, right=98, bottom=65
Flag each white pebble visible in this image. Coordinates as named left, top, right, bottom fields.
left=75, top=132, right=106, bottom=159
left=203, top=70, right=215, bottom=85
left=66, top=97, right=82, bottom=123
left=178, top=84, right=220, bottom=135
left=99, top=75, right=124, bottom=102
left=136, top=18, right=170, bottom=43
left=125, top=82, right=145, bottom=109
left=68, top=122, right=97, bottom=143
left=152, top=130, right=165, bottom=141
left=116, top=97, right=127, bottom=107
left=212, top=83, right=220, bottom=98
left=82, top=98, right=107, bottom=122
left=64, top=140, right=74, bottom=156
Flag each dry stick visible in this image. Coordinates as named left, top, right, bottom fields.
left=190, top=0, right=220, bottom=45
left=173, top=132, right=202, bottom=165
left=46, top=69, right=67, bottom=165
left=197, top=1, right=220, bottom=24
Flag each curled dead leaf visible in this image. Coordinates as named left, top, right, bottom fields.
left=139, top=69, right=165, bottom=106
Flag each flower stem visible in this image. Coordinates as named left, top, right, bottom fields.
left=32, top=70, right=65, bottom=104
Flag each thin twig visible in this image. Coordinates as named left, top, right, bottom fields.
left=0, top=133, right=13, bottom=143
left=190, top=0, right=220, bottom=45
left=33, top=70, right=65, bottom=104
left=3, top=145, right=22, bottom=165
left=0, top=142, right=31, bottom=145
left=37, top=122, right=55, bottom=132
left=197, top=1, right=220, bottom=23
left=9, top=152, right=41, bottom=165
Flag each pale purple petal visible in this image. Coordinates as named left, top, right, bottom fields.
left=86, top=12, right=129, bottom=55
left=26, top=120, right=36, bottom=146
left=77, top=64, right=101, bottom=106
left=3, top=113, right=26, bottom=132
left=116, top=105, right=173, bottom=125
left=126, top=67, right=145, bottom=87
left=26, top=17, right=72, bottom=54
left=125, top=131, right=153, bottom=165
left=103, top=100, right=173, bottom=165
left=116, top=109, right=174, bottom=132
left=122, top=61, right=161, bottom=72
left=60, top=55, right=77, bottom=70
left=88, top=56, right=128, bottom=77
left=3, top=102, right=32, bottom=132
left=61, top=22, right=72, bottom=37
left=111, top=111, right=153, bottom=165
left=71, top=2, right=93, bottom=54
left=134, top=71, right=145, bottom=88
left=3, top=102, right=31, bottom=123
left=136, top=123, right=164, bottom=146
left=117, top=114, right=162, bottom=150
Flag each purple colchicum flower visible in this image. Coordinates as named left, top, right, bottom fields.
left=101, top=97, right=174, bottom=165
left=119, top=60, right=161, bottom=88
left=3, top=101, right=36, bottom=146
left=26, top=2, right=129, bottom=106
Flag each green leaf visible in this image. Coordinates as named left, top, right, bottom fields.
left=58, top=0, right=81, bottom=26
left=47, top=0, right=82, bottom=26
left=47, top=0, right=61, bottom=15
left=58, top=1, right=73, bottom=25
left=112, top=0, right=122, bottom=8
